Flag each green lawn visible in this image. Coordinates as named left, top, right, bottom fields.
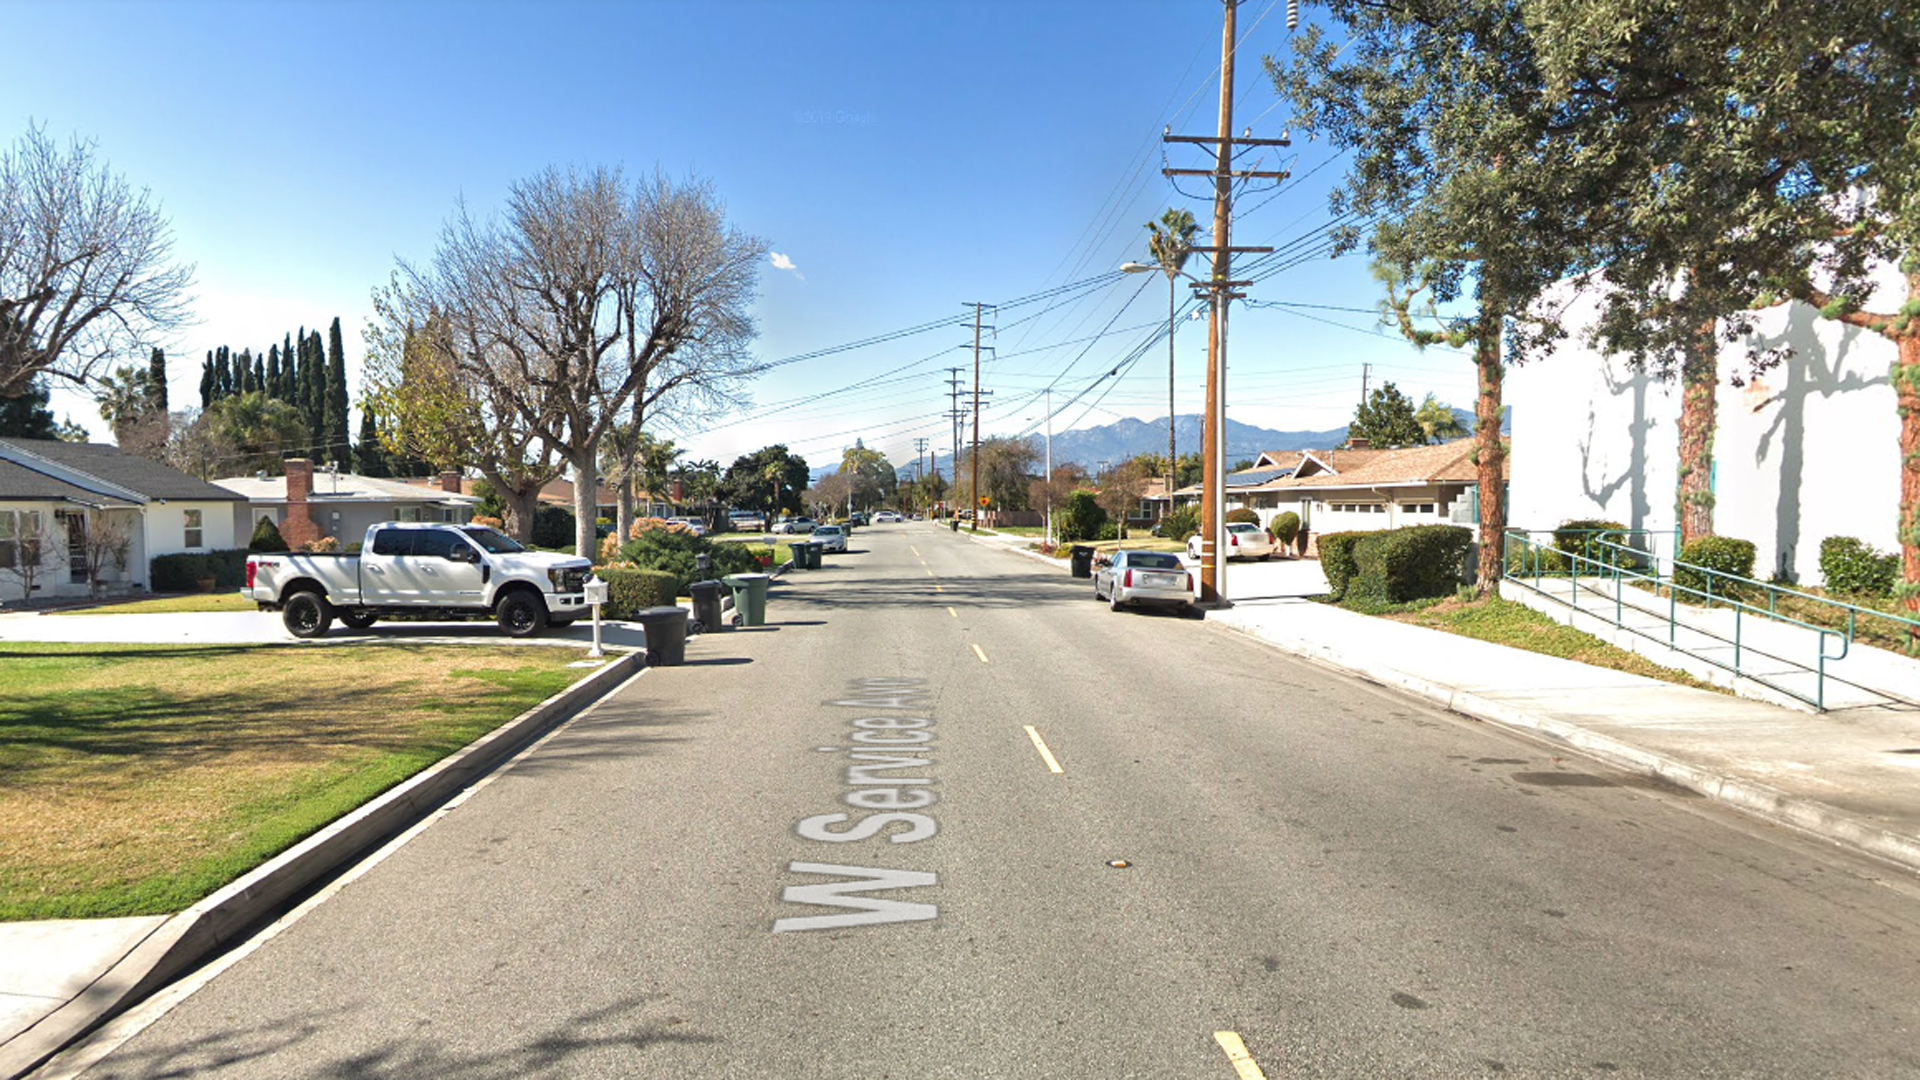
left=0, top=643, right=587, bottom=920
left=1373, top=595, right=1721, bottom=692
left=63, top=592, right=255, bottom=615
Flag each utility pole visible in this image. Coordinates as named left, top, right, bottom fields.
left=946, top=367, right=965, bottom=531
left=968, top=302, right=987, bottom=532
left=1361, top=362, right=1371, bottom=407
left=913, top=437, right=928, bottom=486
left=1044, top=387, right=1054, bottom=549
left=1163, top=0, right=1287, bottom=606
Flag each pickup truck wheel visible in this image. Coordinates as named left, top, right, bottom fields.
left=496, top=590, right=547, bottom=638
left=283, top=591, right=333, bottom=638
left=339, top=611, right=378, bottom=630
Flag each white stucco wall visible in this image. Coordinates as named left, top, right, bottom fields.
left=1508, top=268, right=1904, bottom=585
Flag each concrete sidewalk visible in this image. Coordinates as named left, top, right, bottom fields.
left=953, top=524, right=1920, bottom=872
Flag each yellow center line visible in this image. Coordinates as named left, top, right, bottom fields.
left=970, top=643, right=989, bottom=664
left=1213, top=1032, right=1267, bottom=1080
left=1022, top=725, right=1064, bottom=773
left=926, top=568, right=936, bottom=578
left=934, top=584, right=944, bottom=592
left=910, top=546, right=920, bottom=556
left=946, top=606, right=957, bottom=618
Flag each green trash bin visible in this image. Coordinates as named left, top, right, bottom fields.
left=721, top=573, right=771, bottom=626
left=788, top=541, right=810, bottom=569
left=803, top=542, right=823, bottom=569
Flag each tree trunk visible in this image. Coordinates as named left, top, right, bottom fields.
left=1894, top=273, right=1920, bottom=622
left=1474, top=321, right=1506, bottom=599
left=617, top=480, right=636, bottom=548
left=1676, top=318, right=1718, bottom=547
left=478, top=466, right=543, bottom=543
left=573, top=443, right=600, bottom=560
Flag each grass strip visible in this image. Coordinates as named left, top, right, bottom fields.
left=1369, top=596, right=1720, bottom=692
left=0, top=642, right=585, bottom=921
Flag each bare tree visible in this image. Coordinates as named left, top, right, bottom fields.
left=0, top=510, right=66, bottom=604
left=1095, top=459, right=1150, bottom=539
left=397, top=167, right=766, bottom=554
left=79, top=510, right=133, bottom=595
left=0, top=125, right=193, bottom=396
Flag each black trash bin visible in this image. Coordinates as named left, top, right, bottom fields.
left=1069, top=545, right=1096, bottom=579
left=688, top=580, right=725, bottom=634
left=632, top=605, right=690, bottom=666
left=788, top=541, right=810, bottom=569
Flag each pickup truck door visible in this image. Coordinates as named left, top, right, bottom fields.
left=410, top=528, right=488, bottom=605
left=361, top=528, right=412, bottom=604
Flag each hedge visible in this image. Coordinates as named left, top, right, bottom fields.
left=1269, top=511, right=1300, bottom=546
left=1347, top=524, right=1473, bottom=604
left=1819, top=536, right=1899, bottom=598
left=596, top=567, right=680, bottom=618
left=1673, top=535, right=1756, bottom=599
left=150, top=549, right=250, bottom=592
left=1316, top=531, right=1365, bottom=599
left=1506, top=541, right=1570, bottom=577
left=1552, top=518, right=1630, bottom=570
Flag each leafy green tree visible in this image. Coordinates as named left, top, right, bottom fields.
left=197, top=391, right=309, bottom=476
left=1414, top=394, right=1469, bottom=444
left=839, top=439, right=897, bottom=510
left=94, top=363, right=167, bottom=460
left=1058, top=490, right=1107, bottom=543
left=356, top=408, right=391, bottom=477
left=720, top=445, right=808, bottom=522
left=0, top=379, right=59, bottom=439
left=1346, top=381, right=1424, bottom=448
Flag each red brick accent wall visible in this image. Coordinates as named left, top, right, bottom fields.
left=282, top=459, right=320, bottom=549
left=440, top=470, right=461, bottom=494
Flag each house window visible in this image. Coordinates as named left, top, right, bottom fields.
left=0, top=511, right=15, bottom=569
left=0, top=510, right=44, bottom=570
left=1401, top=502, right=1435, bottom=514
left=183, top=509, right=203, bottom=549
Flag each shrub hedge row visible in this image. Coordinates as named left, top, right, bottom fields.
left=150, top=550, right=250, bottom=592
left=1347, top=524, right=1473, bottom=603
left=1317, top=531, right=1364, bottom=599
left=1820, top=536, right=1899, bottom=597
left=1552, top=518, right=1631, bottom=570
left=596, top=567, right=680, bottom=618
left=1673, top=536, right=1756, bottom=597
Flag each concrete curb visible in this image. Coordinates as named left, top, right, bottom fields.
left=0, top=649, right=646, bottom=1080
left=1211, top=618, right=1920, bottom=875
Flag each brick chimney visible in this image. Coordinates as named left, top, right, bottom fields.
left=1347, top=437, right=1371, bottom=450
left=439, top=470, right=462, bottom=494
left=281, top=458, right=320, bottom=549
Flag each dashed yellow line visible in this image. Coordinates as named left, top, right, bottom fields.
left=1023, top=725, right=1064, bottom=774
left=910, top=546, right=920, bottom=556
left=971, top=643, right=989, bottom=664
left=926, top=568, right=936, bottom=578
left=934, top=584, right=944, bottom=592
left=947, top=606, right=957, bottom=618
left=1213, top=1032, right=1267, bottom=1080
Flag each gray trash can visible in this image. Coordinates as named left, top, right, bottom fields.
left=1069, top=545, right=1095, bottom=579
left=632, top=605, right=690, bottom=666
left=804, top=542, right=823, bottom=569
left=788, top=541, right=810, bottom=569
left=721, top=573, right=771, bottom=626
left=688, top=580, right=725, bottom=634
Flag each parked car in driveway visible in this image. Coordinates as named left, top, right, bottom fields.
left=1187, top=521, right=1279, bottom=561
left=1093, top=550, right=1195, bottom=614
left=811, top=524, right=848, bottom=552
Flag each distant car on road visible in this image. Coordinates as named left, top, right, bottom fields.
left=771, top=517, right=818, bottom=535
left=811, top=524, right=848, bottom=553
left=1188, top=521, right=1279, bottom=561
left=728, top=510, right=766, bottom=532
left=848, top=512, right=869, bottom=527
left=873, top=511, right=901, bottom=523
left=667, top=517, right=707, bottom=537
left=1093, top=550, right=1194, bottom=614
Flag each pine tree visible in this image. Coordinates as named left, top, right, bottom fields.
left=0, top=378, right=59, bottom=439
left=251, top=352, right=265, bottom=396
left=357, top=408, right=390, bottom=477
left=147, top=348, right=167, bottom=413
left=327, top=317, right=350, bottom=470
left=229, top=348, right=248, bottom=397
left=281, top=333, right=295, bottom=401
left=266, top=345, right=281, bottom=400
left=199, top=354, right=213, bottom=409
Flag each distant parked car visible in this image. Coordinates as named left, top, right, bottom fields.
left=1187, top=521, right=1279, bottom=561
left=772, top=517, right=818, bottom=535
left=848, top=512, right=869, bottom=527
left=812, top=524, right=848, bottom=553
left=728, top=510, right=766, bottom=532
left=1093, top=550, right=1195, bottom=614
left=874, top=511, right=901, bottom=523
left=666, top=517, right=707, bottom=537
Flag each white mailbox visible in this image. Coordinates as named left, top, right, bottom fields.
left=583, top=575, right=610, bottom=607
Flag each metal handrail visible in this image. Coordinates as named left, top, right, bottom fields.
left=1502, top=529, right=1851, bottom=709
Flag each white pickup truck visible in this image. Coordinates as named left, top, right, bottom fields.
left=245, top=522, right=593, bottom=639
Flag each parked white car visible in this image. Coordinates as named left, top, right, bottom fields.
left=1093, top=550, right=1195, bottom=614
left=873, top=511, right=902, bottom=523
left=772, top=517, right=818, bottom=535
left=1188, top=521, right=1279, bottom=561
left=811, top=524, right=848, bottom=552
left=667, top=517, right=708, bottom=537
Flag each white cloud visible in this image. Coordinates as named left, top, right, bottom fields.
left=770, top=252, right=803, bottom=280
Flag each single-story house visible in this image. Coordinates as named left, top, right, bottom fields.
left=1216, top=440, right=1507, bottom=540
left=0, top=437, right=246, bottom=601
left=215, top=462, right=480, bottom=548
left=404, top=475, right=640, bottom=520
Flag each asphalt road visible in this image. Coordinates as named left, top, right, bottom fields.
left=63, top=525, right=1920, bottom=1078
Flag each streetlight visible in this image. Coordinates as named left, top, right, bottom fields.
left=1122, top=258, right=1223, bottom=605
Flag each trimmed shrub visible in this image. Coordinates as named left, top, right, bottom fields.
left=1096, top=522, right=1119, bottom=541
left=1316, top=530, right=1366, bottom=600
left=248, top=516, right=288, bottom=552
left=1819, top=536, right=1899, bottom=597
left=617, top=524, right=712, bottom=595
left=1225, top=507, right=1260, bottom=525
left=531, top=503, right=576, bottom=549
left=596, top=567, right=679, bottom=618
left=1347, top=524, right=1473, bottom=604
left=1506, top=541, right=1570, bottom=577
left=1269, top=511, right=1300, bottom=546
left=150, top=549, right=250, bottom=592
left=1059, top=490, right=1108, bottom=543
left=1159, top=503, right=1201, bottom=543
left=1552, top=518, right=1630, bottom=570
left=1673, top=535, right=1756, bottom=599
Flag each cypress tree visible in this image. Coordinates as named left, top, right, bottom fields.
left=199, top=354, right=213, bottom=409
left=215, top=346, right=232, bottom=400
left=357, top=408, right=390, bottom=477
left=147, top=348, right=167, bottom=413
left=251, top=351, right=265, bottom=396
left=281, top=333, right=296, bottom=402
left=327, top=317, right=350, bottom=470
left=229, top=348, right=248, bottom=397
left=303, top=330, right=326, bottom=460
left=266, top=345, right=281, bottom=400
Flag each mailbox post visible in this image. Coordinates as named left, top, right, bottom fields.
left=584, top=574, right=610, bottom=659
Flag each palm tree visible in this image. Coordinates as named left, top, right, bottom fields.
left=637, top=434, right=684, bottom=516
left=1145, top=208, right=1200, bottom=517
left=1414, top=393, right=1470, bottom=444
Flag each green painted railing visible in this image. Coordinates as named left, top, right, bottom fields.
left=1502, top=529, right=1860, bottom=710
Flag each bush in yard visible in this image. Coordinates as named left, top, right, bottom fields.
left=531, top=503, right=576, bottom=549
left=248, top=516, right=288, bottom=552
left=1158, top=503, right=1201, bottom=543
left=1506, top=541, right=1570, bottom=577
left=1819, top=536, right=1899, bottom=597
left=1316, top=531, right=1366, bottom=600
left=1552, top=518, right=1630, bottom=570
left=1269, top=511, right=1300, bottom=547
left=1096, top=522, right=1119, bottom=541
left=1673, top=535, right=1756, bottom=600
left=709, top=542, right=765, bottom=578
left=1058, top=490, right=1107, bottom=543
left=618, top=521, right=714, bottom=595
left=1226, top=507, right=1260, bottom=525
left=1347, top=524, right=1472, bottom=604
left=150, top=549, right=251, bottom=592
left=594, top=566, right=679, bottom=617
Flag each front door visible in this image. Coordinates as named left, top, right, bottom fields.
left=63, top=512, right=87, bottom=584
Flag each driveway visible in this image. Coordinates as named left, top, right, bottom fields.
left=0, top=610, right=649, bottom=649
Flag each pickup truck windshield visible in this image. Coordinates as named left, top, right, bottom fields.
left=461, top=526, right=526, bottom=554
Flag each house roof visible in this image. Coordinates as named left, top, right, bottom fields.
left=1256, top=439, right=1505, bottom=492
left=215, top=472, right=481, bottom=506
left=0, top=457, right=114, bottom=503
left=401, top=475, right=629, bottom=507
left=0, top=438, right=244, bottom=503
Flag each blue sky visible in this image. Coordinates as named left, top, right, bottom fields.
left=6, top=0, right=1479, bottom=474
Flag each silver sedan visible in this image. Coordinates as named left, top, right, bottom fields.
left=811, top=524, right=848, bottom=553
left=1093, top=550, right=1195, bottom=613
